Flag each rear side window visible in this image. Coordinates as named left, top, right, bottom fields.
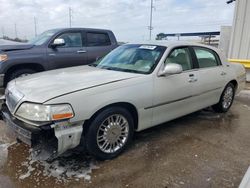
left=194, top=47, right=220, bottom=68
left=87, top=32, right=111, bottom=46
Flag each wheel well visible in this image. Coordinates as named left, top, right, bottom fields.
left=229, top=80, right=238, bottom=90
left=4, top=63, right=45, bottom=85
left=83, top=102, right=139, bottom=135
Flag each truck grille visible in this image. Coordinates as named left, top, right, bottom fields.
left=5, top=86, right=24, bottom=113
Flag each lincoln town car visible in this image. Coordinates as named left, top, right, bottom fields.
left=1, top=42, right=246, bottom=160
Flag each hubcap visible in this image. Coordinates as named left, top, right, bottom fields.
left=97, top=114, right=129, bottom=153
left=222, top=86, right=234, bottom=109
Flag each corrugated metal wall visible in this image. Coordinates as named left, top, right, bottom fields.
left=219, top=26, right=232, bottom=57
left=229, top=0, right=250, bottom=60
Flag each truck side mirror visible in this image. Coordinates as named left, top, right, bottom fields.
left=51, top=38, right=65, bottom=48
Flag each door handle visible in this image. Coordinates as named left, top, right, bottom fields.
left=188, top=78, right=198, bottom=83
left=188, top=73, right=197, bottom=82
left=221, top=71, right=227, bottom=76
left=77, top=50, right=87, bottom=53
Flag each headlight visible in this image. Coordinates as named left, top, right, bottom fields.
left=15, top=103, right=74, bottom=122
left=0, top=54, right=8, bottom=62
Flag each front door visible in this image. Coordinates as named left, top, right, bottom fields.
left=47, top=31, right=87, bottom=69
left=152, top=47, right=199, bottom=126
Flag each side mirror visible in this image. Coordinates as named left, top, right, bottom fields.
left=51, top=38, right=65, bottom=48
left=158, top=63, right=183, bottom=76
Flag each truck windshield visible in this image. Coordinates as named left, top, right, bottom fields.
left=95, top=44, right=166, bottom=74
left=28, top=29, right=60, bottom=45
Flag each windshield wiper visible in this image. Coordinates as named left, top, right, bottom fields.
left=100, top=66, right=143, bottom=74
left=88, top=64, right=97, bottom=67
left=98, top=66, right=119, bottom=71
left=119, top=69, right=141, bottom=73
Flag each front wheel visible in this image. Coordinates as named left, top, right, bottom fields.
left=212, top=83, right=235, bottom=113
left=85, top=107, right=134, bottom=160
left=6, top=68, right=36, bottom=85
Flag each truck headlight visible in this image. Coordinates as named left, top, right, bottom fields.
left=15, top=103, right=74, bottom=122
left=0, top=54, right=8, bottom=62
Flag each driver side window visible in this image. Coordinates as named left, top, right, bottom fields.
left=165, top=47, right=192, bottom=71
left=56, top=32, right=83, bottom=48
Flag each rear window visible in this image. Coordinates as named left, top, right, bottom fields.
left=194, top=47, right=220, bottom=68
left=87, top=32, right=111, bottom=46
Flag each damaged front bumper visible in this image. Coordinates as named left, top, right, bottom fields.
left=1, top=104, right=83, bottom=160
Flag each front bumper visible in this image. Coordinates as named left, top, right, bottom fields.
left=1, top=104, right=57, bottom=159
left=1, top=104, right=83, bottom=160
left=0, top=74, right=4, bottom=88
left=2, top=104, right=55, bottom=145
left=0, top=74, right=4, bottom=92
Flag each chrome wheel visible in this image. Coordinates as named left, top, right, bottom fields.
left=97, top=114, right=129, bottom=153
left=222, top=86, right=234, bottom=109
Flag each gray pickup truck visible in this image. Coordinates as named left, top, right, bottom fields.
left=0, top=28, right=118, bottom=87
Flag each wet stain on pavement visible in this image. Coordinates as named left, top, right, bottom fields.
left=0, top=97, right=250, bottom=188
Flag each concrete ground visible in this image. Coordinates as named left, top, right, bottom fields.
left=0, top=91, right=250, bottom=188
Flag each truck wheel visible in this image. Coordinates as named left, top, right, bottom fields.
left=6, top=68, right=36, bottom=83
left=85, top=107, right=134, bottom=160
left=212, top=83, right=235, bottom=113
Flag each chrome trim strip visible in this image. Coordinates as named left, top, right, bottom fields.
left=145, top=87, right=223, bottom=110
left=192, top=87, right=223, bottom=97
left=145, top=95, right=193, bottom=110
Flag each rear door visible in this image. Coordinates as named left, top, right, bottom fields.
left=47, top=31, right=87, bottom=69
left=86, top=32, right=114, bottom=63
left=191, top=46, right=226, bottom=107
left=151, top=46, right=200, bottom=126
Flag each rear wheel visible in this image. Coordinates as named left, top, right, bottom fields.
left=85, top=107, right=134, bottom=160
left=212, top=83, right=235, bottom=113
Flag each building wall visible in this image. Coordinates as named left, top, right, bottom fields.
left=229, top=0, right=250, bottom=60
left=219, top=26, right=232, bottom=57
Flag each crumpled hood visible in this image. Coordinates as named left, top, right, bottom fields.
left=11, top=66, right=138, bottom=103
left=0, top=44, right=34, bottom=52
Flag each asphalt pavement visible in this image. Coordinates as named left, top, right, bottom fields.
left=0, top=89, right=250, bottom=188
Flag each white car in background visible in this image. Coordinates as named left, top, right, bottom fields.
left=1, top=42, right=246, bottom=160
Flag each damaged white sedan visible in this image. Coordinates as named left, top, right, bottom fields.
left=1, top=42, right=246, bottom=160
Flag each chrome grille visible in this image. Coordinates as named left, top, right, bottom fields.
left=5, top=86, right=24, bottom=113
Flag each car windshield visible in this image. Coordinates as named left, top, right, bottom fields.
left=28, top=29, right=60, bottom=45
left=94, top=44, right=166, bottom=74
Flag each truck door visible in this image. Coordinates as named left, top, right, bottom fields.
left=47, top=31, right=87, bottom=69
left=86, top=32, right=114, bottom=64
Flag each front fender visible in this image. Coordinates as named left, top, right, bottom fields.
left=44, top=79, right=154, bottom=131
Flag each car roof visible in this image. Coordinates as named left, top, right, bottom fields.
left=126, top=40, right=220, bottom=52
left=53, top=27, right=113, bottom=33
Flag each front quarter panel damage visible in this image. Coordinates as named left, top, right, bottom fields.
left=53, top=122, right=83, bottom=155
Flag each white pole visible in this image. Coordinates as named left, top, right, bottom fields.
left=69, top=7, right=72, bottom=28
left=34, top=17, right=37, bottom=37
left=149, top=0, right=153, bottom=40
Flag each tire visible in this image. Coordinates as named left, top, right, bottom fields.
left=85, top=107, right=134, bottom=160
left=212, top=83, right=235, bottom=113
left=6, top=68, right=36, bottom=83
